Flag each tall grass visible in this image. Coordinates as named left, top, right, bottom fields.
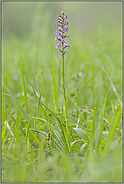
left=1, top=10, right=122, bottom=182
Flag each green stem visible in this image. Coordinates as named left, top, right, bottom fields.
left=62, top=52, right=69, bottom=137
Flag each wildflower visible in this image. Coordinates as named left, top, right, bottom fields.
left=55, top=11, right=71, bottom=57
left=55, top=11, right=70, bottom=141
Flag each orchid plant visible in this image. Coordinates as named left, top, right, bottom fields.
left=55, top=11, right=71, bottom=138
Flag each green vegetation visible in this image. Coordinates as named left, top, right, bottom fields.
left=1, top=2, right=122, bottom=182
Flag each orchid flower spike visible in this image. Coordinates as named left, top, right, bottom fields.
left=55, top=11, right=71, bottom=57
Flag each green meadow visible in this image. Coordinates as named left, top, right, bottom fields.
left=1, top=2, right=122, bottom=182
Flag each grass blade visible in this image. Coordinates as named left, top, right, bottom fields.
left=21, top=63, right=28, bottom=114
left=25, top=113, right=31, bottom=146
left=38, top=140, right=43, bottom=165
left=1, top=122, right=7, bottom=148
left=16, top=98, right=20, bottom=159
left=52, top=58, right=59, bottom=111
left=88, top=100, right=98, bottom=160
left=2, top=82, right=34, bottom=127
left=103, top=106, right=122, bottom=157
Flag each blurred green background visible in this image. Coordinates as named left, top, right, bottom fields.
left=2, top=2, right=122, bottom=110
left=2, top=2, right=122, bottom=38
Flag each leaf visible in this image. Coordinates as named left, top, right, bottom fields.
left=79, top=143, right=87, bottom=154
left=73, top=128, right=88, bottom=142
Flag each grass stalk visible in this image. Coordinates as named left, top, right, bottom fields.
left=62, top=53, right=69, bottom=138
